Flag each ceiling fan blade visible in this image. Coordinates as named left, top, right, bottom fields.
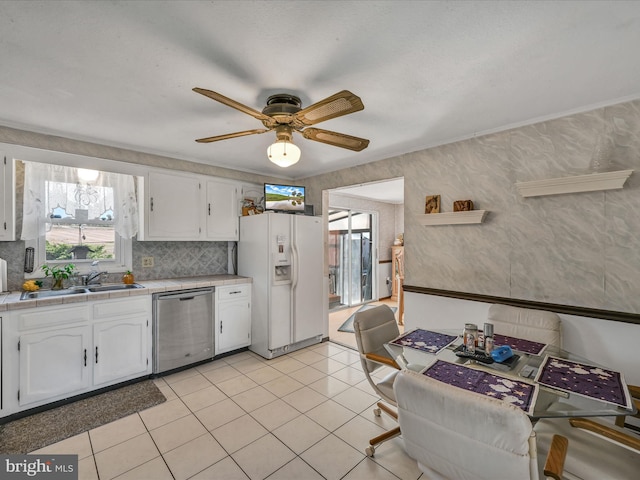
left=301, top=128, right=369, bottom=151
left=294, top=90, right=364, bottom=126
left=193, top=88, right=277, bottom=127
left=195, top=128, right=270, bottom=143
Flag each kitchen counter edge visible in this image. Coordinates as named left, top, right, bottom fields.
left=0, top=275, right=252, bottom=311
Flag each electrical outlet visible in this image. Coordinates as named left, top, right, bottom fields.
left=142, top=256, right=154, bottom=268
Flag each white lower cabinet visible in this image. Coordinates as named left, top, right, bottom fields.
left=6, top=296, right=152, bottom=414
left=19, top=325, right=91, bottom=406
left=93, top=316, right=149, bottom=386
left=216, top=284, right=252, bottom=354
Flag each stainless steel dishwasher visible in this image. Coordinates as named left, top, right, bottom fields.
left=153, top=287, right=214, bottom=374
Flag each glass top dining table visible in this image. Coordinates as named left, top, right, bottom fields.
left=384, top=328, right=638, bottom=420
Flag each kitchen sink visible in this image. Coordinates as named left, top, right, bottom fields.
left=20, top=288, right=90, bottom=300
left=20, top=283, right=145, bottom=300
left=86, top=283, right=144, bottom=292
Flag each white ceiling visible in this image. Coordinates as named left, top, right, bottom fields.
left=332, top=178, right=404, bottom=204
left=1, top=1, right=640, bottom=182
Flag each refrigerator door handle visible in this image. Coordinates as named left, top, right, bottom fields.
left=290, top=218, right=299, bottom=340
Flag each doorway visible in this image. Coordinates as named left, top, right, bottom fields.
left=328, top=209, right=377, bottom=310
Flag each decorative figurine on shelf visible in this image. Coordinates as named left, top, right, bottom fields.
left=453, top=200, right=474, bottom=211
left=425, top=195, right=441, bottom=214
left=394, top=233, right=404, bottom=246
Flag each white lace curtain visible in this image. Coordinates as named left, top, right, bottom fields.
left=21, top=161, right=139, bottom=240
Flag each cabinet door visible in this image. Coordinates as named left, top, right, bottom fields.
left=19, top=326, right=91, bottom=406
left=147, top=171, right=202, bottom=240
left=216, top=285, right=251, bottom=354
left=205, top=180, right=238, bottom=240
left=217, top=300, right=251, bottom=354
left=0, top=154, right=15, bottom=241
left=93, top=316, right=149, bottom=386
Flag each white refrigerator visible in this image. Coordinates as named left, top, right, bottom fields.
left=239, top=212, right=325, bottom=359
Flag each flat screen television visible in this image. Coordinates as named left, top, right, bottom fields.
left=264, top=183, right=306, bottom=213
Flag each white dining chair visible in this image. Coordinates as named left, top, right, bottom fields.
left=353, top=304, right=402, bottom=457
left=393, top=369, right=567, bottom=480
left=487, top=304, right=563, bottom=348
left=535, top=413, right=640, bottom=479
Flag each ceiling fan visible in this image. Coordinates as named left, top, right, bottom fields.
left=193, top=88, right=369, bottom=167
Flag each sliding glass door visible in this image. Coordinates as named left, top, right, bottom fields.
left=328, top=209, right=377, bottom=309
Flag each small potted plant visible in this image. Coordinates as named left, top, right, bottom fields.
left=41, top=263, right=77, bottom=290
left=122, top=270, right=135, bottom=285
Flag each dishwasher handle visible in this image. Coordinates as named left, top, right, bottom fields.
left=155, top=288, right=214, bottom=301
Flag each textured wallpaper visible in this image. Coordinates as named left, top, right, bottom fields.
left=304, top=99, right=640, bottom=314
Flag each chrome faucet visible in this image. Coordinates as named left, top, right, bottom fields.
left=85, top=260, right=107, bottom=285
left=85, top=270, right=108, bottom=285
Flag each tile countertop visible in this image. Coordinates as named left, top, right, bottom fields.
left=0, top=275, right=252, bottom=312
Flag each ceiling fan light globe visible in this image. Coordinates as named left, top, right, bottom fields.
left=267, top=140, right=301, bottom=168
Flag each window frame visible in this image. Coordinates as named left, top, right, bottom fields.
left=4, top=144, right=146, bottom=280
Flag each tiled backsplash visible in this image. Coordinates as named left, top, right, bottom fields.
left=132, top=240, right=229, bottom=280
left=0, top=239, right=230, bottom=291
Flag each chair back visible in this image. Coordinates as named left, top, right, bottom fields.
left=394, top=370, right=540, bottom=480
left=354, top=305, right=400, bottom=403
left=353, top=305, right=399, bottom=373
left=487, top=304, right=562, bottom=348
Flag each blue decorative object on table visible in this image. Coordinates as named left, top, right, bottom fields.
left=491, top=345, right=514, bottom=363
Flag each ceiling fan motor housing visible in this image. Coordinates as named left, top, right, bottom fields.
left=262, top=94, right=302, bottom=118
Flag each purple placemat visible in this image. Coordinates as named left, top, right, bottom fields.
left=423, top=360, right=537, bottom=414
left=535, top=356, right=632, bottom=409
left=493, top=333, right=547, bottom=356
left=390, top=329, right=458, bottom=355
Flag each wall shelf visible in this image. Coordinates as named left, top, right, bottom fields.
left=515, top=170, right=633, bottom=198
left=417, top=210, right=488, bottom=226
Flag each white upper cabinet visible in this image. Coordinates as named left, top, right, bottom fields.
left=0, top=154, right=15, bottom=241
left=142, top=170, right=240, bottom=241
left=145, top=171, right=202, bottom=240
left=206, top=180, right=238, bottom=240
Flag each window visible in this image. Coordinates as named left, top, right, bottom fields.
left=22, top=161, right=138, bottom=278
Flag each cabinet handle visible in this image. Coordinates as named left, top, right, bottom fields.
left=150, top=197, right=154, bottom=212
left=95, top=346, right=99, bottom=364
left=84, top=349, right=87, bottom=367
left=229, top=291, right=241, bottom=295
left=208, top=203, right=211, bottom=215
left=220, top=322, right=222, bottom=333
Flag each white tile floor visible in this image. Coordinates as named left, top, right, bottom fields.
left=31, top=342, right=422, bottom=480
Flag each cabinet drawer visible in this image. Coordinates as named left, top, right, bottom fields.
left=93, top=297, right=150, bottom=319
left=18, top=304, right=90, bottom=331
left=217, top=284, right=251, bottom=301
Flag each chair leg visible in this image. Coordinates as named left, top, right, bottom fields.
left=366, top=426, right=401, bottom=457
left=377, top=401, right=398, bottom=420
